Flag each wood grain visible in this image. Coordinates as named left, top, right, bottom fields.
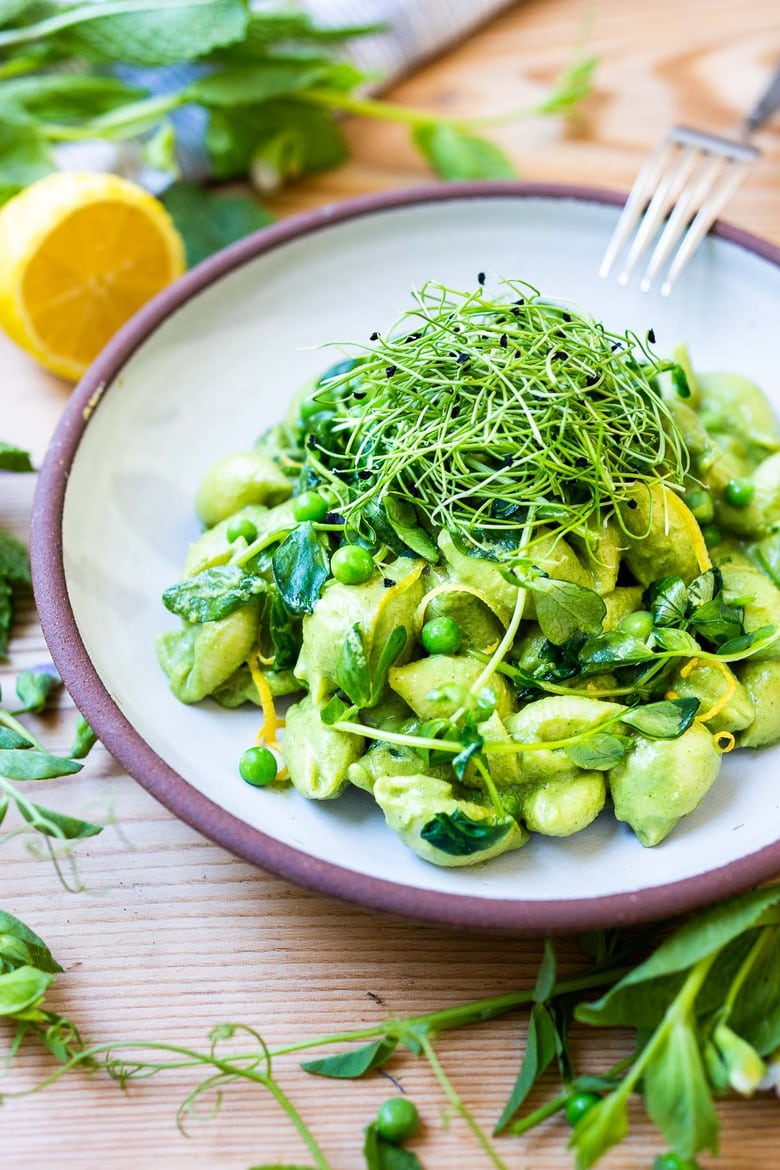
left=3, top=1, right=779, bottom=1167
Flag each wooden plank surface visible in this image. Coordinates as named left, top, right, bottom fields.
left=3, top=1, right=780, bottom=1167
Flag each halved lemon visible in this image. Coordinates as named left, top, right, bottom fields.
left=0, top=172, right=186, bottom=381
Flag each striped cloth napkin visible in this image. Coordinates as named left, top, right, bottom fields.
left=54, top=0, right=515, bottom=186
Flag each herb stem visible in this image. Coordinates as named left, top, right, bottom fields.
left=508, top=1091, right=569, bottom=1135
left=418, top=1031, right=510, bottom=1170
left=262, top=1075, right=334, bottom=1170
left=298, top=86, right=472, bottom=130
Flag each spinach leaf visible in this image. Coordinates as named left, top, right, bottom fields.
left=302, top=1036, right=397, bottom=1078
left=645, top=576, right=688, bottom=628
left=337, top=624, right=372, bottom=708
left=494, top=1000, right=558, bottom=1131
left=566, top=733, right=629, bottom=771
left=272, top=522, right=329, bottom=615
left=161, top=182, right=273, bottom=267
left=268, top=595, right=301, bottom=671
left=526, top=577, right=606, bottom=646
left=0, top=440, right=33, bottom=472
left=163, top=565, right=267, bottom=623
left=411, top=123, right=515, bottom=180
left=420, top=810, right=512, bottom=856
left=619, top=697, right=698, bottom=739
left=383, top=496, right=438, bottom=562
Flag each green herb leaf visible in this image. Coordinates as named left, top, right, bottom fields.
left=364, top=1124, right=422, bottom=1170
left=568, top=1091, right=629, bottom=1170
left=619, top=697, right=699, bottom=739
left=0, top=910, right=62, bottom=974
left=0, top=964, right=52, bottom=1016
left=0, top=747, right=82, bottom=781
left=420, top=809, right=512, bottom=857
left=19, top=801, right=102, bottom=840
left=494, top=1000, right=558, bottom=1132
left=69, top=714, right=97, bottom=760
left=160, top=181, right=273, bottom=267
left=383, top=496, right=438, bottom=562
left=319, top=694, right=349, bottom=726
left=534, top=939, right=557, bottom=1003
left=566, top=733, right=629, bottom=770
left=206, top=99, right=347, bottom=183
left=688, top=598, right=744, bottom=646
left=645, top=576, right=688, bottom=628
left=528, top=578, right=606, bottom=646
left=15, top=669, right=58, bottom=713
left=272, top=522, right=329, bottom=615
left=57, top=0, right=249, bottom=67
left=644, top=1017, right=719, bottom=1158
left=687, top=567, right=722, bottom=609
left=411, top=122, right=516, bottom=180
left=0, top=527, right=32, bottom=585
left=651, top=627, right=700, bottom=654
left=371, top=626, right=407, bottom=702
left=578, top=630, right=653, bottom=672
left=0, top=726, right=31, bottom=749
left=716, top=625, right=776, bottom=656
left=302, top=1036, right=397, bottom=1078
left=188, top=59, right=329, bottom=107
left=0, top=576, right=13, bottom=658
left=336, top=624, right=372, bottom=708
left=268, top=594, right=301, bottom=671
left=0, top=110, right=53, bottom=204
left=534, top=54, right=597, bottom=116
left=0, top=440, right=33, bottom=472
left=163, top=565, right=267, bottom=623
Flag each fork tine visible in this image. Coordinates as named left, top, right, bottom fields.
left=639, top=153, right=727, bottom=292
left=660, top=158, right=755, bottom=296
left=615, top=145, right=700, bottom=286
left=598, top=137, right=677, bottom=278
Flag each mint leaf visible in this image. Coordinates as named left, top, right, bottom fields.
left=206, top=99, right=347, bottom=183
left=58, top=0, right=248, bottom=66
left=412, top=123, right=516, bottom=180
left=0, top=110, right=53, bottom=204
left=161, top=182, right=273, bottom=267
left=188, top=59, right=329, bottom=107
left=0, top=441, right=33, bottom=472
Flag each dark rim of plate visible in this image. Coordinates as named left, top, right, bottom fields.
left=31, top=181, right=780, bottom=934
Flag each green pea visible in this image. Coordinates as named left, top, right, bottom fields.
left=292, top=491, right=328, bottom=523
left=421, top=616, right=462, bottom=655
left=331, top=544, right=375, bottom=585
left=618, top=609, right=654, bottom=639
left=652, top=1154, right=702, bottom=1170
left=376, top=1097, right=419, bottom=1143
left=564, top=1091, right=601, bottom=1127
left=725, top=477, right=755, bottom=508
left=702, top=525, right=722, bottom=548
left=239, top=746, right=277, bottom=787
left=684, top=490, right=714, bottom=524
left=226, top=517, right=258, bottom=544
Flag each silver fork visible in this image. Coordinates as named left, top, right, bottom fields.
left=600, top=58, right=780, bottom=296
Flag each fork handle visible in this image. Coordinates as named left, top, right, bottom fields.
left=743, top=57, right=780, bottom=134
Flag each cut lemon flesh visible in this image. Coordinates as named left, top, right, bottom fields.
left=0, top=172, right=185, bottom=381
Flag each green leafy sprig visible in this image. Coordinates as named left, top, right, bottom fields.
left=5, top=888, right=780, bottom=1168
left=0, top=0, right=596, bottom=211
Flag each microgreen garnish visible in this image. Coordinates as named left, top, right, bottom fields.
left=297, top=282, right=688, bottom=556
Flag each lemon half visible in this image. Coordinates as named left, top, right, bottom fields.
left=0, top=172, right=185, bottom=381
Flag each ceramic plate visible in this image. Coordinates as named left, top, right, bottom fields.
left=32, top=183, right=780, bottom=931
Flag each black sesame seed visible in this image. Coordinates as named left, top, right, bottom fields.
left=385, top=365, right=397, bottom=377
left=357, top=469, right=372, bottom=480
left=457, top=352, right=469, bottom=364
left=575, top=457, right=588, bottom=468
left=369, top=331, right=379, bottom=341
left=306, top=434, right=318, bottom=449
left=502, top=454, right=514, bottom=467
left=554, top=350, right=569, bottom=361
left=513, top=297, right=525, bottom=306
left=647, top=327, right=656, bottom=344
left=451, top=406, right=460, bottom=418
left=585, top=373, right=599, bottom=387
left=382, top=577, right=395, bottom=589
left=324, top=511, right=344, bottom=525
left=404, top=332, right=421, bottom=343
left=477, top=271, right=486, bottom=285
left=627, top=499, right=639, bottom=510
left=352, top=390, right=366, bottom=400
left=562, top=312, right=572, bottom=322
left=500, top=334, right=508, bottom=348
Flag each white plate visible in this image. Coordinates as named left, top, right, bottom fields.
left=33, top=184, right=780, bottom=930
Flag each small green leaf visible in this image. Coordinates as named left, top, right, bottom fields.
left=495, top=1000, right=558, bottom=1132
left=370, top=626, right=407, bottom=703
left=188, top=59, right=329, bottom=107
left=645, top=576, right=688, bottom=628
left=319, top=694, right=349, bottom=726
left=15, top=668, right=59, bottom=713
left=644, top=1017, right=719, bottom=1158
left=161, top=181, right=274, bottom=268
left=0, top=910, right=61, bottom=974
left=568, top=1090, right=629, bottom=1170
left=383, top=496, right=438, bottom=562
left=578, top=630, right=653, bottom=672
left=163, top=565, right=267, bottom=623
left=689, top=598, right=744, bottom=646
left=206, top=99, right=348, bottom=183
left=19, top=801, right=102, bottom=840
left=0, top=726, right=31, bottom=749
left=420, top=809, right=512, bottom=857
left=688, top=567, right=722, bottom=609
left=0, top=747, right=82, bottom=781
left=0, top=527, right=31, bottom=586
left=717, top=625, right=775, bottom=656
left=565, top=733, right=628, bottom=771
left=0, top=110, right=53, bottom=203
left=302, top=1036, right=397, bottom=1078
left=0, top=965, right=52, bottom=1016
left=528, top=578, right=606, bottom=646
left=534, top=54, right=597, bottom=116
left=411, top=123, right=516, bottom=180
left=268, top=594, right=301, bottom=671
left=69, top=714, right=97, bottom=760
left=651, top=627, right=700, bottom=655
left=336, top=624, right=372, bottom=708
left=0, top=440, right=33, bottom=472
left=619, top=697, right=699, bottom=739
left=0, top=575, right=13, bottom=657
left=364, top=1124, right=422, bottom=1170
left=272, top=522, right=329, bottom=615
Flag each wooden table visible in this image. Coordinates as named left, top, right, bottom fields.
left=4, top=1, right=779, bottom=1167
